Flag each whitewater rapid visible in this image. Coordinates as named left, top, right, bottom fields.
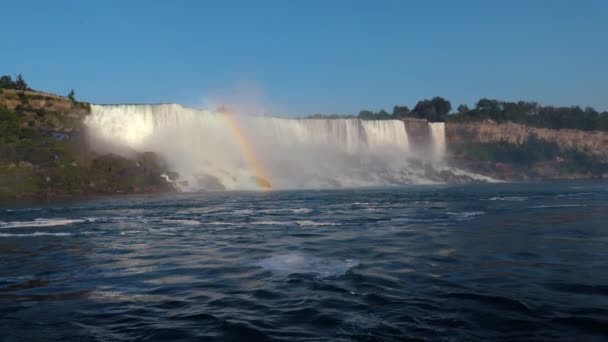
left=85, top=104, right=449, bottom=190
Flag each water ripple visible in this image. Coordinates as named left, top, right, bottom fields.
left=0, top=182, right=607, bottom=340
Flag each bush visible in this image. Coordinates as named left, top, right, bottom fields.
left=448, top=99, right=608, bottom=132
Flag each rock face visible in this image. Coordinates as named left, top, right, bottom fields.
left=447, top=121, right=608, bottom=162
left=446, top=121, right=608, bottom=180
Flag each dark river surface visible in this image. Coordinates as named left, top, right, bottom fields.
left=1, top=181, right=607, bottom=341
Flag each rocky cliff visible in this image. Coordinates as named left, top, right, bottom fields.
left=446, top=121, right=608, bottom=180
left=447, top=121, right=608, bottom=161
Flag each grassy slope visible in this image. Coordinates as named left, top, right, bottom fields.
left=0, top=89, right=173, bottom=201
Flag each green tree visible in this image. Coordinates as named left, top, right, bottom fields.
left=431, top=97, right=451, bottom=120
left=392, top=105, right=410, bottom=119
left=412, top=97, right=451, bottom=122
left=412, top=99, right=436, bottom=120
left=68, top=89, right=75, bottom=101
left=358, top=110, right=374, bottom=120
left=376, top=109, right=390, bottom=119
left=457, top=104, right=470, bottom=113
left=476, top=98, right=500, bottom=110
left=14, top=74, right=28, bottom=91
left=0, top=75, right=14, bottom=89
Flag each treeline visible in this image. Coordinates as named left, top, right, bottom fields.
left=1, top=73, right=77, bottom=101
left=449, top=98, right=608, bottom=132
left=306, top=96, right=608, bottom=132
left=307, top=96, right=451, bottom=122
left=0, top=74, right=30, bottom=91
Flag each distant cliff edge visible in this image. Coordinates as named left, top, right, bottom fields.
left=447, top=121, right=608, bottom=180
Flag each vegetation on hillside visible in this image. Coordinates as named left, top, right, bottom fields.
left=0, top=86, right=173, bottom=201
left=307, top=96, right=452, bottom=122
left=0, top=74, right=30, bottom=91
left=449, top=98, right=608, bottom=132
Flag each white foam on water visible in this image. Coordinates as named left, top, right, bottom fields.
left=447, top=211, right=485, bottom=220
left=250, top=220, right=338, bottom=226
left=258, top=208, right=313, bottom=214
left=256, top=253, right=359, bottom=278
left=294, top=220, right=340, bottom=226
left=487, top=196, right=528, bottom=201
left=556, top=193, right=594, bottom=198
left=0, top=232, right=73, bottom=237
left=390, top=217, right=448, bottom=223
left=437, top=166, right=500, bottom=182
left=4, top=208, right=43, bottom=213
left=159, top=219, right=201, bottom=225
left=0, top=218, right=86, bottom=229
left=233, top=209, right=255, bottom=215
left=251, top=220, right=292, bottom=226
left=206, top=221, right=238, bottom=226
left=83, top=217, right=203, bottom=226
left=119, top=230, right=145, bottom=235
left=528, top=204, right=587, bottom=209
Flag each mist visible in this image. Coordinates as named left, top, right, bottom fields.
left=84, top=104, right=453, bottom=191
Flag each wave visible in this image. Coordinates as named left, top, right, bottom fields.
left=528, top=204, right=586, bottom=209
left=159, top=219, right=201, bottom=225
left=441, top=292, right=532, bottom=313
left=251, top=220, right=339, bottom=226
left=447, top=211, right=485, bottom=220
left=206, top=221, right=238, bottom=226
left=0, top=218, right=86, bottom=229
left=557, top=192, right=595, bottom=198
left=436, top=166, right=500, bottom=183
left=251, top=220, right=291, bottom=226
left=258, top=208, right=313, bottom=214
left=487, top=196, right=528, bottom=201
left=390, top=217, right=448, bottom=223
left=294, top=220, right=340, bottom=226
left=233, top=209, right=255, bottom=215
left=235, top=208, right=313, bottom=215
left=256, top=253, right=358, bottom=278
left=0, top=232, right=73, bottom=237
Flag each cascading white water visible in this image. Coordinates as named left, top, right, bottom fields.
left=428, top=122, right=446, bottom=162
left=361, top=120, right=410, bottom=151
left=85, top=104, right=448, bottom=190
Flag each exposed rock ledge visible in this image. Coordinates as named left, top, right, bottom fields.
left=447, top=121, right=608, bottom=162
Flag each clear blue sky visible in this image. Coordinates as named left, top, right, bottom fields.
left=4, top=0, right=607, bottom=115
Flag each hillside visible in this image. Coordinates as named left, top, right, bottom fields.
left=0, top=89, right=174, bottom=202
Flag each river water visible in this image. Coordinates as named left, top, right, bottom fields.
left=1, top=181, right=607, bottom=341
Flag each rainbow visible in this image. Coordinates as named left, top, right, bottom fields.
left=222, top=111, right=272, bottom=191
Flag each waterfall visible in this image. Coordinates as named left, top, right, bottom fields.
left=85, top=104, right=449, bottom=190
left=428, top=122, right=446, bottom=162
left=361, top=120, right=410, bottom=152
